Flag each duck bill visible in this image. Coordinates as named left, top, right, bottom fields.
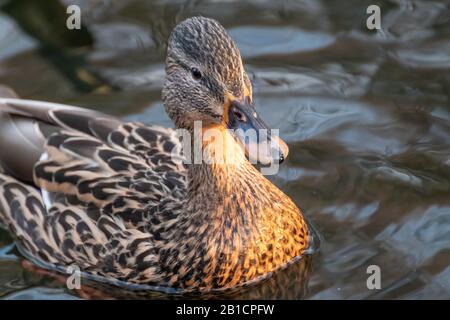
left=225, top=99, right=289, bottom=165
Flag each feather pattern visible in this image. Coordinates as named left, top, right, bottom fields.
left=0, top=97, right=309, bottom=290
left=0, top=97, right=188, bottom=285
left=0, top=17, right=310, bottom=293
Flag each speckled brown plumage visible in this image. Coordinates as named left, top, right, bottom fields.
left=0, top=17, right=310, bottom=293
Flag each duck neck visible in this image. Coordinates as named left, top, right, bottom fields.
left=186, top=124, right=251, bottom=203
left=167, top=125, right=309, bottom=288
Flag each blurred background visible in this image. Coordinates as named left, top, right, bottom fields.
left=0, top=0, right=449, bottom=299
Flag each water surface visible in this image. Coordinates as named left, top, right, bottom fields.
left=0, top=0, right=449, bottom=299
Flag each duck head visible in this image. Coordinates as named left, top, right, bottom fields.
left=163, top=16, right=288, bottom=165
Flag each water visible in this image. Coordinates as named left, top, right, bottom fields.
left=0, top=0, right=449, bottom=299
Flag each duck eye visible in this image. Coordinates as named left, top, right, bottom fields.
left=190, top=67, right=202, bottom=80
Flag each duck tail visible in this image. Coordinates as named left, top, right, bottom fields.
left=0, top=86, right=37, bottom=231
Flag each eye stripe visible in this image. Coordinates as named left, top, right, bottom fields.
left=175, top=58, right=225, bottom=103
left=175, top=58, right=189, bottom=71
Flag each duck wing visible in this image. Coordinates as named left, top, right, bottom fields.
left=0, top=92, right=186, bottom=284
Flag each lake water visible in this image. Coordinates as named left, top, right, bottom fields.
left=0, top=0, right=449, bottom=299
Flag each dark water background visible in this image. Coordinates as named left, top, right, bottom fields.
left=0, top=0, right=449, bottom=299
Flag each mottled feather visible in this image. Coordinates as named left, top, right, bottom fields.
left=0, top=17, right=310, bottom=293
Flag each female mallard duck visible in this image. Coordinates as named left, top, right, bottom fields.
left=0, top=17, right=309, bottom=292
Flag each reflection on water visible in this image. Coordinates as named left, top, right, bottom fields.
left=0, top=0, right=449, bottom=299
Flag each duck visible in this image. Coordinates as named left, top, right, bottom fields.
left=0, top=16, right=310, bottom=292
